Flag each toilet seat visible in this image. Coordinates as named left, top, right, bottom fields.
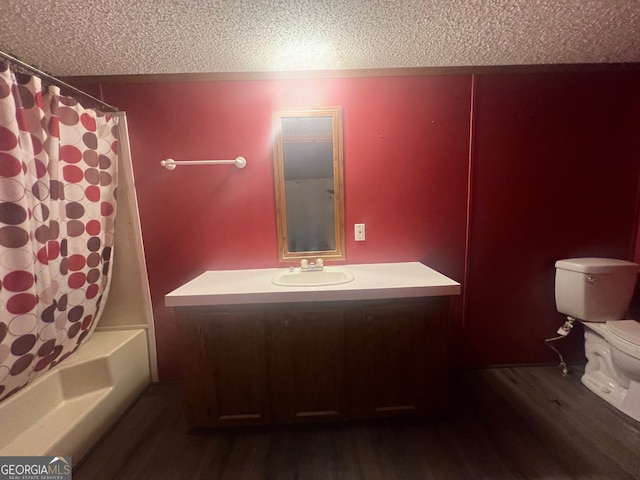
left=606, top=320, right=640, bottom=347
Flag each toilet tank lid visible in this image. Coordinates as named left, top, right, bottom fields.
left=555, top=258, right=640, bottom=274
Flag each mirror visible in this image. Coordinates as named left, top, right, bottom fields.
left=272, top=107, right=345, bottom=261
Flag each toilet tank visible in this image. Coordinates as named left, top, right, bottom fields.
left=555, top=258, right=639, bottom=322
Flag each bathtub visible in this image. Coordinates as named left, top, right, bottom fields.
left=0, top=328, right=150, bottom=461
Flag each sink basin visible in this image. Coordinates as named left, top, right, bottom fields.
left=272, top=267, right=354, bottom=287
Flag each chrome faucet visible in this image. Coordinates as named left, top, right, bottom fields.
left=300, top=258, right=324, bottom=271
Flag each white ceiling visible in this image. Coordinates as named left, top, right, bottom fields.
left=1, top=0, right=639, bottom=77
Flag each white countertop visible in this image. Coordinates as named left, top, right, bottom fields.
left=165, top=262, right=461, bottom=307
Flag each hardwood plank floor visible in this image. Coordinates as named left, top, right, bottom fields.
left=74, top=365, right=640, bottom=479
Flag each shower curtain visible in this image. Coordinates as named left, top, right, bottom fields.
left=0, top=64, right=118, bottom=401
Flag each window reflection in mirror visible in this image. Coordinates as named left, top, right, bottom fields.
left=272, top=107, right=345, bottom=261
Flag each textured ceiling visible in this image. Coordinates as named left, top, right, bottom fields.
left=0, top=0, right=639, bottom=77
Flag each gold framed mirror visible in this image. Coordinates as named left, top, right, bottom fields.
left=272, top=107, right=345, bottom=261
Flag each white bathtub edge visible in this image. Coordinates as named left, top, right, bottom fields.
left=0, top=329, right=151, bottom=462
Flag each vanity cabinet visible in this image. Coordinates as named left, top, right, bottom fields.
left=175, top=296, right=449, bottom=428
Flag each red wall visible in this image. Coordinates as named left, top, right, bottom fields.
left=102, top=77, right=472, bottom=380
left=464, top=71, right=640, bottom=366
left=97, top=71, right=640, bottom=381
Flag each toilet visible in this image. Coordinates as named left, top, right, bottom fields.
left=555, top=257, right=640, bottom=421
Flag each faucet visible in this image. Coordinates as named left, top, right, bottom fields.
left=300, top=258, right=324, bottom=271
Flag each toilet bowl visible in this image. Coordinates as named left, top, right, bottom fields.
left=581, top=320, right=640, bottom=421
left=554, top=258, right=640, bottom=422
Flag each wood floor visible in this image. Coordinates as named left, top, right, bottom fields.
left=74, top=365, right=640, bottom=480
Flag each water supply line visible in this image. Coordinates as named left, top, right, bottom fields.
left=544, top=316, right=576, bottom=377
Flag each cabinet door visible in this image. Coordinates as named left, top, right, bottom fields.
left=351, top=298, right=448, bottom=418
left=176, top=309, right=270, bottom=427
left=268, top=306, right=348, bottom=423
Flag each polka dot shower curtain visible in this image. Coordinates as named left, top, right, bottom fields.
left=0, top=64, right=118, bottom=401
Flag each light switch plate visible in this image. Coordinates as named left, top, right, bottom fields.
left=355, top=223, right=365, bottom=241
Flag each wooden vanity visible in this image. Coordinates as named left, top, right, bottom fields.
left=166, top=262, right=460, bottom=428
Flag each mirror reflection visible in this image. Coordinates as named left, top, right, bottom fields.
left=273, top=107, right=345, bottom=261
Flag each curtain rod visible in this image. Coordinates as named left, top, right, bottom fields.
left=0, top=50, right=119, bottom=112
